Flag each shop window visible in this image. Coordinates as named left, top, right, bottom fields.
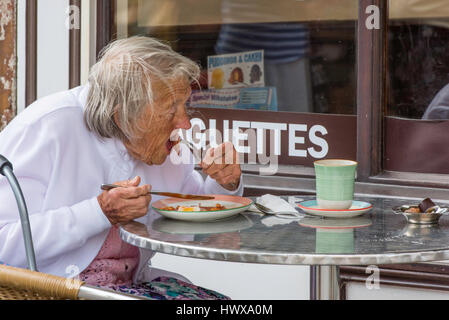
left=115, top=0, right=358, bottom=115
left=113, top=0, right=359, bottom=170
left=385, top=0, right=449, bottom=174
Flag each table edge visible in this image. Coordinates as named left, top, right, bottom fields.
left=119, top=226, right=449, bottom=266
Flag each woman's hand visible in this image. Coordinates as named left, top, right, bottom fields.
left=201, top=142, right=242, bottom=191
left=97, top=176, right=151, bottom=225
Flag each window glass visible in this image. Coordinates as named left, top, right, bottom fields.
left=385, top=0, right=449, bottom=174
left=115, top=0, right=358, bottom=115
left=388, top=0, right=449, bottom=119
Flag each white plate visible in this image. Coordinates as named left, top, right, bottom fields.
left=297, top=200, right=373, bottom=218
left=152, top=195, right=253, bottom=222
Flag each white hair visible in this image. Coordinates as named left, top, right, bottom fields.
left=84, top=36, right=200, bottom=141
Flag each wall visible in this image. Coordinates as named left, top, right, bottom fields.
left=16, top=0, right=69, bottom=114
left=16, top=0, right=24, bottom=113
left=0, top=0, right=16, bottom=128
left=37, top=0, right=69, bottom=99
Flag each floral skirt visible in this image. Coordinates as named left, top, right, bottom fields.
left=105, top=276, right=231, bottom=300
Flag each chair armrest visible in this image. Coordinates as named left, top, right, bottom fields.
left=0, top=264, right=82, bottom=299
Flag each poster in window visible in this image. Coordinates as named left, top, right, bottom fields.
left=208, top=50, right=265, bottom=89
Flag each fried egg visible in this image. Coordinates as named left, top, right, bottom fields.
left=177, top=206, right=201, bottom=212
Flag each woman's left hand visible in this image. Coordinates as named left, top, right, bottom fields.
left=201, top=142, right=241, bottom=191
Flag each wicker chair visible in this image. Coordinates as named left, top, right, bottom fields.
left=0, top=264, right=148, bottom=300
left=0, top=264, right=78, bottom=300
left=0, top=155, right=148, bottom=300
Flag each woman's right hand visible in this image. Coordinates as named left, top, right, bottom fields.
left=97, top=176, right=151, bottom=225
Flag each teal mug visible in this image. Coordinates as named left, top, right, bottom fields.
left=314, top=159, right=358, bottom=210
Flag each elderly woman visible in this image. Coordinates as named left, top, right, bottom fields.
left=0, top=36, right=242, bottom=299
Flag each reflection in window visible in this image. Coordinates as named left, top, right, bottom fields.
left=384, top=0, right=449, bottom=175
left=422, top=84, right=449, bottom=120
left=115, top=0, right=357, bottom=115
left=388, top=1, right=449, bottom=119
left=214, top=22, right=311, bottom=113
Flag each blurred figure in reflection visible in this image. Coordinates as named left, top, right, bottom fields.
left=422, top=84, right=449, bottom=120
left=214, top=1, right=312, bottom=113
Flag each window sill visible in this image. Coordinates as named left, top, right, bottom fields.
left=368, top=170, right=449, bottom=189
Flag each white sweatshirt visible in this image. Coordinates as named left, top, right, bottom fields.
left=0, top=85, right=243, bottom=279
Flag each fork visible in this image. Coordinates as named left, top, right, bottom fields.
left=180, top=139, right=202, bottom=162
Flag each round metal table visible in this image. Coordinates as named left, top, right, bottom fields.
left=119, top=196, right=449, bottom=299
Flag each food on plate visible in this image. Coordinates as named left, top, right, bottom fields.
left=418, top=198, right=436, bottom=213
left=404, top=207, right=421, bottom=213
left=404, top=198, right=437, bottom=214
left=161, top=203, right=227, bottom=212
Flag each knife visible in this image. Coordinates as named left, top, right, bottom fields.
left=100, top=184, right=215, bottom=200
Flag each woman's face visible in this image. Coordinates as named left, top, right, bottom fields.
left=122, top=78, right=192, bottom=165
